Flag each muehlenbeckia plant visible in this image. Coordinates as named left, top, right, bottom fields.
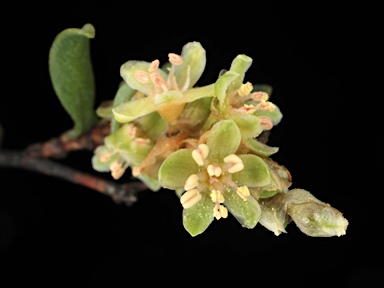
left=83, top=34, right=348, bottom=237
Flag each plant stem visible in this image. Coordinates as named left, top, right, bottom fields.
left=0, top=120, right=149, bottom=205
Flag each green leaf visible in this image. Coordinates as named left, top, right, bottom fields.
left=222, top=190, right=261, bottom=229
left=182, top=193, right=215, bottom=237
left=158, top=149, right=198, bottom=190
left=232, top=154, right=271, bottom=187
left=242, top=137, right=279, bottom=157
left=174, top=41, right=206, bottom=90
left=206, top=120, right=241, bottom=162
left=49, top=23, right=98, bottom=138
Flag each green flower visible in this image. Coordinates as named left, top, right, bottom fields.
left=204, top=54, right=283, bottom=157
left=112, top=41, right=214, bottom=125
left=158, top=119, right=271, bottom=236
left=91, top=122, right=161, bottom=191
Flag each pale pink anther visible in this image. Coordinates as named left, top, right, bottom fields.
left=180, top=189, right=202, bottom=209
left=223, top=154, right=244, bottom=173
left=192, top=144, right=209, bottom=166
left=251, top=91, right=269, bottom=102
left=135, top=71, right=150, bottom=83
left=184, top=174, right=199, bottom=191
left=207, top=164, right=222, bottom=177
left=238, top=104, right=257, bottom=114
left=149, top=59, right=160, bottom=73
left=168, top=53, right=183, bottom=65
left=150, top=72, right=165, bottom=86
left=259, top=116, right=273, bottom=130
left=256, top=101, right=275, bottom=112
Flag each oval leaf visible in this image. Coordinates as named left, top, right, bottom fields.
left=49, top=23, right=97, bottom=138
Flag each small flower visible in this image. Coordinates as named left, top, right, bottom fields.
left=112, top=42, right=215, bottom=125
left=158, top=119, right=271, bottom=236
left=92, top=123, right=153, bottom=181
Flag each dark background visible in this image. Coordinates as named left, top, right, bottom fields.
left=0, top=2, right=381, bottom=287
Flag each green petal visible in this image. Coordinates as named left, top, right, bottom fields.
left=112, top=96, right=157, bottom=123
left=214, top=71, right=239, bottom=111
left=222, top=190, right=261, bottom=229
left=177, top=97, right=213, bottom=133
left=182, top=193, right=215, bottom=237
left=120, top=60, right=168, bottom=95
left=232, top=154, right=270, bottom=187
left=136, top=173, right=162, bottom=192
left=158, top=149, right=198, bottom=190
left=253, top=104, right=283, bottom=126
left=104, top=124, right=152, bottom=165
left=242, top=137, right=279, bottom=157
left=134, top=111, right=167, bottom=142
left=230, top=114, right=263, bottom=139
left=111, top=81, right=137, bottom=132
left=206, top=120, right=241, bottom=162
left=181, top=84, right=214, bottom=104
left=154, top=90, right=184, bottom=106
left=91, top=146, right=119, bottom=172
left=174, top=41, right=206, bottom=89
left=228, top=54, right=253, bottom=93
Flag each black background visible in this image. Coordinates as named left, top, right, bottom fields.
left=0, top=2, right=381, bottom=287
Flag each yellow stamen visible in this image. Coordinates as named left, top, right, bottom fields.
left=256, top=101, right=275, bottom=112
left=236, top=186, right=250, bottom=201
left=238, top=82, right=253, bottom=96
left=213, top=204, right=228, bottom=220
left=210, top=190, right=224, bottom=203
left=180, top=189, right=202, bottom=209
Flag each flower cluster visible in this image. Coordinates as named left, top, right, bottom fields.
left=92, top=41, right=348, bottom=237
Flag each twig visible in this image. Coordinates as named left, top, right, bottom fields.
left=26, top=119, right=111, bottom=158
left=0, top=149, right=148, bottom=205
left=0, top=120, right=150, bottom=205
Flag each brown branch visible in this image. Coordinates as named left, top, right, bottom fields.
left=0, top=120, right=150, bottom=205
left=26, top=119, right=111, bottom=158
left=0, top=149, right=148, bottom=205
